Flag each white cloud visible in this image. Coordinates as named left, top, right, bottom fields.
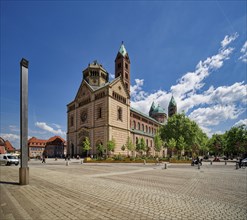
left=130, top=33, right=246, bottom=136
left=52, top=123, right=62, bottom=129
left=109, top=73, right=115, bottom=79
left=188, top=105, right=244, bottom=127
left=221, top=33, right=238, bottom=48
left=35, top=122, right=66, bottom=137
left=170, top=45, right=234, bottom=100
left=9, top=125, right=20, bottom=132
left=239, top=41, right=247, bottom=62
left=0, top=133, right=20, bottom=149
left=0, top=133, right=20, bottom=142
left=179, top=82, right=247, bottom=113
left=234, top=119, right=247, bottom=127
left=130, top=79, right=147, bottom=101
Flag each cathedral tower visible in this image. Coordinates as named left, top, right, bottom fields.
left=115, top=42, right=130, bottom=95
left=168, top=96, right=177, bottom=117
left=83, top=60, right=108, bottom=87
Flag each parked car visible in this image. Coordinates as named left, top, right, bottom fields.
left=241, top=158, right=247, bottom=167
left=0, top=154, right=19, bottom=166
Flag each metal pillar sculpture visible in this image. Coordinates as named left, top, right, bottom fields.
left=19, top=58, right=29, bottom=185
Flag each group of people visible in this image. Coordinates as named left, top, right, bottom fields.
left=191, top=157, right=202, bottom=166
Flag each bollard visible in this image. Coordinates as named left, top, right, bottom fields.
left=81, top=159, right=84, bottom=164
left=225, top=161, right=227, bottom=165
left=236, top=162, right=239, bottom=170
left=164, top=163, right=167, bottom=169
left=143, top=159, right=146, bottom=165
left=66, top=160, right=69, bottom=166
left=198, top=163, right=200, bottom=169
left=210, top=160, right=212, bottom=165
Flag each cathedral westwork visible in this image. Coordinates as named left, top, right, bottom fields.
left=67, top=43, right=177, bottom=157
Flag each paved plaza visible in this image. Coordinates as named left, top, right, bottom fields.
left=0, top=159, right=246, bottom=220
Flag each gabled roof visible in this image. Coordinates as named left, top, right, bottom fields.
left=109, top=76, right=130, bottom=98
left=5, top=140, right=15, bottom=152
left=74, top=80, right=94, bottom=101
left=28, top=137, right=47, bottom=147
left=47, top=136, right=65, bottom=144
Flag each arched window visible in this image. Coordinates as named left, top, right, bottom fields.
left=133, top=121, right=136, bottom=129
left=138, top=122, right=140, bottom=130
left=146, top=125, right=148, bottom=133
left=142, top=124, right=144, bottom=131
left=149, top=127, right=151, bottom=133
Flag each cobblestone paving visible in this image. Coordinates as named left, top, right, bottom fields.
left=0, top=159, right=246, bottom=220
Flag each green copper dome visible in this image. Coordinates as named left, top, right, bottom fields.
left=154, top=104, right=166, bottom=114
left=119, top=42, right=127, bottom=57
left=169, top=96, right=177, bottom=107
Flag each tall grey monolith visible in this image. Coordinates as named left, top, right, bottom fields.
left=19, top=58, right=29, bottom=185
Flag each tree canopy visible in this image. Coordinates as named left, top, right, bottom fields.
left=160, top=113, right=208, bottom=156
left=107, top=138, right=116, bottom=154
left=82, top=137, right=91, bottom=157
left=208, top=125, right=247, bottom=157
left=154, top=131, right=163, bottom=155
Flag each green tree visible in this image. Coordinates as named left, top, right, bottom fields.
left=160, top=113, right=208, bottom=156
left=207, top=134, right=225, bottom=156
left=167, top=138, right=176, bottom=156
left=136, top=138, right=147, bottom=155
left=107, top=138, right=116, bottom=155
left=224, top=125, right=247, bottom=157
left=96, top=143, right=105, bottom=157
left=177, top=136, right=186, bottom=157
left=126, top=137, right=135, bottom=156
left=154, top=132, right=163, bottom=156
left=82, top=137, right=91, bottom=157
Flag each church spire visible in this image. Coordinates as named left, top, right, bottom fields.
left=168, top=95, right=177, bottom=117
left=115, top=42, right=130, bottom=96
left=118, top=41, right=127, bottom=57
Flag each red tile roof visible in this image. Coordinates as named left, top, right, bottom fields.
left=5, top=140, right=15, bottom=152
left=47, top=136, right=65, bottom=143
left=28, top=137, right=47, bottom=147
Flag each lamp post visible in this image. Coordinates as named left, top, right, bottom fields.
left=19, top=58, right=29, bottom=185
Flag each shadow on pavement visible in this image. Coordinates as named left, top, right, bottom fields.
left=0, top=181, right=19, bottom=185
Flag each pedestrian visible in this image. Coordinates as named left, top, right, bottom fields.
left=156, top=157, right=159, bottom=165
left=239, top=158, right=242, bottom=168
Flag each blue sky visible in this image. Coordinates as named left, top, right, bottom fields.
left=1, top=1, right=246, bottom=148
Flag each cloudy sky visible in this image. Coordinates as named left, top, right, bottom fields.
left=1, top=1, right=246, bottom=148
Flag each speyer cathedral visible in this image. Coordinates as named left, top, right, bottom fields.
left=67, top=43, right=177, bottom=157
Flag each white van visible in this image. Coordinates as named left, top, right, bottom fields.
left=0, top=154, right=19, bottom=166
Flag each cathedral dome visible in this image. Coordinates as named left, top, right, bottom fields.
left=154, top=105, right=166, bottom=114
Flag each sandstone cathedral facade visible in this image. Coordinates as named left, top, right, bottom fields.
left=67, top=43, right=177, bottom=157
